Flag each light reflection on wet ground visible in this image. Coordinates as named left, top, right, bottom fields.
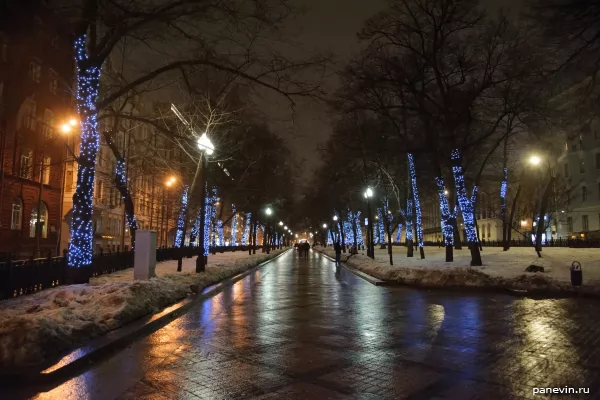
left=9, top=250, right=600, bottom=399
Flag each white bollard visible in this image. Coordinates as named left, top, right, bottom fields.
left=134, top=230, right=157, bottom=280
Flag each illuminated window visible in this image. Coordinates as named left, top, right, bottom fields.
left=29, top=202, right=48, bottom=239
left=42, top=156, right=51, bottom=184
left=42, top=109, right=54, bottom=138
left=11, top=198, right=22, bottom=230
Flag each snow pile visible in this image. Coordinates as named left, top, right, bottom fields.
left=313, top=246, right=600, bottom=295
left=0, top=249, right=285, bottom=368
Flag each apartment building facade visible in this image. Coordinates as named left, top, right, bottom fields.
left=0, top=1, right=74, bottom=257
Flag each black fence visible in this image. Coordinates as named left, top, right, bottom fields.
left=0, top=244, right=267, bottom=301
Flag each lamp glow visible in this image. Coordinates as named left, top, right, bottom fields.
left=529, top=155, right=541, bottom=166
left=197, top=132, right=215, bottom=155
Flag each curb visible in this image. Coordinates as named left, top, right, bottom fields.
left=312, top=248, right=600, bottom=300
left=0, top=249, right=292, bottom=388
left=314, top=250, right=388, bottom=286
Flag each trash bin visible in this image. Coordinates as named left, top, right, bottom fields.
left=570, top=261, right=582, bottom=287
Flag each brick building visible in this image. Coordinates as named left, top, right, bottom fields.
left=0, top=1, right=74, bottom=258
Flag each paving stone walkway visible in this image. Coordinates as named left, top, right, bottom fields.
left=18, top=250, right=600, bottom=399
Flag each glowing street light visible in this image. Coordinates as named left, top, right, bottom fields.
left=333, top=215, right=338, bottom=221
left=265, top=207, right=272, bottom=216
left=444, top=190, right=449, bottom=196
left=197, top=132, right=215, bottom=155
left=279, top=221, right=283, bottom=226
left=322, top=223, right=327, bottom=229
left=363, top=187, right=373, bottom=199
left=284, top=225, right=288, bottom=230
left=529, top=155, right=542, bottom=166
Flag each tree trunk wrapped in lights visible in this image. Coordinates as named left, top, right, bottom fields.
left=500, top=167, right=509, bottom=250
left=377, top=208, right=386, bottom=248
left=408, top=153, right=425, bottom=259
left=435, top=176, right=455, bottom=262
left=231, top=205, right=237, bottom=245
left=173, top=185, right=189, bottom=248
left=451, top=149, right=482, bottom=266
left=405, top=199, right=413, bottom=257
left=396, top=224, right=403, bottom=243
left=242, top=212, right=251, bottom=246
left=67, top=35, right=102, bottom=268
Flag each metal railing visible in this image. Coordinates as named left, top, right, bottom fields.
left=0, top=245, right=266, bottom=301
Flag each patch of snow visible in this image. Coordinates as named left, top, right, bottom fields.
left=313, top=246, right=600, bottom=295
left=0, top=249, right=286, bottom=368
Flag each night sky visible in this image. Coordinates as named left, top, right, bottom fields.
left=263, top=0, right=523, bottom=185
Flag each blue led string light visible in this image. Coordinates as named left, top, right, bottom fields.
left=190, top=206, right=201, bottom=246
left=217, top=219, right=224, bottom=246
left=231, top=205, right=237, bottom=246
left=203, top=190, right=212, bottom=256
left=242, top=213, right=251, bottom=245
left=115, top=159, right=137, bottom=242
left=436, top=176, right=454, bottom=246
left=173, top=185, right=189, bottom=247
left=405, top=199, right=413, bottom=242
left=451, top=149, right=478, bottom=243
left=210, top=188, right=218, bottom=248
left=377, top=208, right=386, bottom=245
left=355, top=211, right=364, bottom=246
left=68, top=35, right=102, bottom=268
left=396, top=224, right=403, bottom=243
left=408, top=153, right=424, bottom=247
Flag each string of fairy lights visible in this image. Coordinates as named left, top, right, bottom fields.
left=435, top=176, right=454, bottom=246
left=407, top=153, right=424, bottom=248
left=231, top=205, right=237, bottom=245
left=174, top=185, right=189, bottom=247
left=68, top=34, right=102, bottom=268
left=405, top=199, right=413, bottom=243
left=242, top=213, right=251, bottom=245
left=451, top=149, right=478, bottom=243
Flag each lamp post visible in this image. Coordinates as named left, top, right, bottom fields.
left=264, top=207, right=272, bottom=254
left=56, top=118, right=77, bottom=256
left=196, top=132, right=215, bottom=273
left=528, top=154, right=555, bottom=253
left=364, top=187, right=374, bottom=259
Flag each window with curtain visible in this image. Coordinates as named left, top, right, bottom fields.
left=11, top=198, right=22, bottom=230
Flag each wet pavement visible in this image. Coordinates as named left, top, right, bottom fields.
left=12, top=249, right=600, bottom=399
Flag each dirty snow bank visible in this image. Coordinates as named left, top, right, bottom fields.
left=313, top=246, right=600, bottom=296
left=0, top=249, right=286, bottom=368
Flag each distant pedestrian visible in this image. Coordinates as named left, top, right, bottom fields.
left=304, top=242, right=310, bottom=257
left=334, top=241, right=342, bottom=265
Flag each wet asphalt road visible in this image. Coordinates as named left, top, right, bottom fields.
left=15, top=249, right=600, bottom=399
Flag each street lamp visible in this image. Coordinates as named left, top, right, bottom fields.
left=264, top=207, right=273, bottom=253
left=195, top=133, right=215, bottom=273
left=56, top=118, right=78, bottom=256
left=529, top=155, right=542, bottom=166
left=364, top=187, right=374, bottom=259
left=279, top=221, right=283, bottom=226
left=322, top=223, right=327, bottom=229
left=333, top=215, right=338, bottom=221
left=284, top=225, right=287, bottom=230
